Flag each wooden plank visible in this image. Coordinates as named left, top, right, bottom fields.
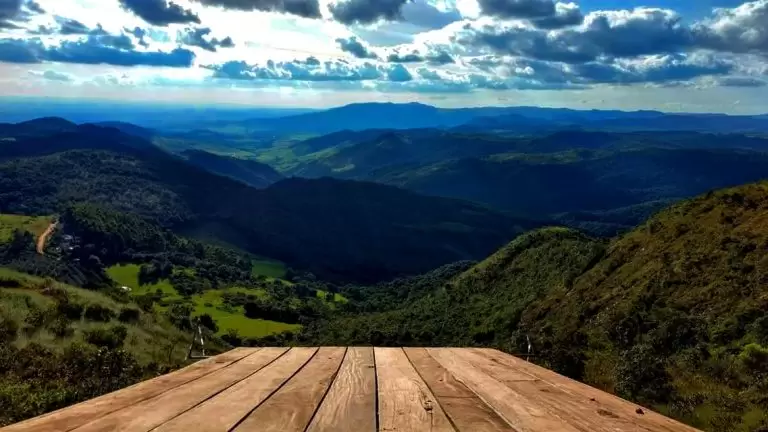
left=72, top=348, right=287, bottom=432
left=233, top=347, right=346, bottom=432
left=472, top=349, right=699, bottom=432
left=305, top=347, right=377, bottom=432
left=404, top=348, right=515, bottom=432
left=428, top=348, right=581, bottom=432
left=376, top=347, right=455, bottom=432
left=1, top=348, right=256, bottom=432
left=154, top=347, right=318, bottom=432
left=454, top=349, right=645, bottom=432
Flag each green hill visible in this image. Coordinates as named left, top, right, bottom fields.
left=305, top=182, right=768, bottom=431
left=0, top=267, right=209, bottom=426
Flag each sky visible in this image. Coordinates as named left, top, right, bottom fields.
left=0, top=0, right=766, bottom=113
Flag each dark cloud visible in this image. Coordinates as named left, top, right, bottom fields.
left=0, top=36, right=195, bottom=67
left=119, top=0, right=201, bottom=26
left=462, top=8, right=693, bottom=63
left=533, top=2, right=583, bottom=29
left=718, top=76, right=767, bottom=87
left=177, top=27, right=235, bottom=52
left=0, top=0, right=35, bottom=28
left=387, top=51, right=423, bottom=62
left=125, top=26, right=150, bottom=47
left=25, top=0, right=43, bottom=14
left=387, top=48, right=454, bottom=64
left=190, top=0, right=321, bottom=19
left=329, top=0, right=411, bottom=25
left=478, top=0, right=555, bottom=19
left=57, top=17, right=91, bottom=35
left=336, top=36, right=378, bottom=59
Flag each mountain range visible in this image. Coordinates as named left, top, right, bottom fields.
left=0, top=118, right=533, bottom=282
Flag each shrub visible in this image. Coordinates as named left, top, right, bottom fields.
left=738, top=343, right=768, bottom=375
left=84, top=325, right=127, bottom=349
left=84, top=304, right=115, bottom=322
left=0, top=317, right=18, bottom=343
left=198, top=314, right=218, bottom=333
left=48, top=317, right=74, bottom=338
left=57, top=300, right=84, bottom=320
left=117, top=308, right=140, bottom=324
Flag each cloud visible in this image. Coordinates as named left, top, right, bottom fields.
left=189, top=0, right=321, bottom=19
left=0, top=36, right=195, bottom=67
left=533, top=2, right=583, bottom=29
left=205, top=58, right=417, bottom=83
left=387, top=46, right=455, bottom=64
left=718, top=76, right=766, bottom=87
left=461, top=8, right=693, bottom=63
left=119, top=0, right=201, bottom=26
left=56, top=17, right=91, bottom=35
left=478, top=0, right=556, bottom=19
left=177, top=27, right=235, bottom=52
left=386, top=63, right=413, bottom=81
left=25, top=0, right=44, bottom=14
left=29, top=69, right=74, bottom=82
left=400, top=0, right=462, bottom=30
left=693, top=0, right=768, bottom=55
left=329, top=0, right=411, bottom=24
left=336, top=36, right=378, bottom=59
left=387, top=51, right=423, bottom=63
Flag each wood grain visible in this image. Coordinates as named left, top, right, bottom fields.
left=472, top=348, right=699, bottom=432
left=376, top=347, right=455, bottom=432
left=154, top=347, right=317, bottom=432
left=233, top=347, right=346, bottom=432
left=405, top=348, right=514, bottom=432
left=428, top=348, right=581, bottom=432
left=71, top=348, right=287, bottom=432
left=0, top=348, right=255, bottom=432
left=305, top=347, right=377, bottom=432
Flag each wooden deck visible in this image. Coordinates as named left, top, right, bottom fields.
left=2, top=347, right=699, bottom=432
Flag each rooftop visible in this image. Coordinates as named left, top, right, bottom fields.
left=3, top=347, right=698, bottom=432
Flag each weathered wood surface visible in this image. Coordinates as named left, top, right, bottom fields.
left=2, top=347, right=701, bottom=432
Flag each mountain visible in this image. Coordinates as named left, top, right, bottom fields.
left=0, top=121, right=534, bottom=282
left=231, top=102, right=514, bottom=134
left=0, top=117, right=78, bottom=138
left=94, top=121, right=155, bottom=140
left=182, top=149, right=283, bottom=188
left=306, top=181, right=768, bottom=431
left=462, top=111, right=768, bottom=134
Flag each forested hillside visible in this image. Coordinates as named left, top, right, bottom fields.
left=304, top=182, right=768, bottom=431
left=0, top=124, right=533, bottom=282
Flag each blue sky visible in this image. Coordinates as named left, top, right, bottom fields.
left=0, top=0, right=766, bottom=113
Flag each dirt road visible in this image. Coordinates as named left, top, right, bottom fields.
left=36, top=221, right=58, bottom=255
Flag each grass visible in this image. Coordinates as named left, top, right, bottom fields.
left=106, top=264, right=180, bottom=299
left=251, top=258, right=287, bottom=279
left=315, top=289, right=348, bottom=304
left=0, top=214, right=52, bottom=243
left=0, top=267, right=195, bottom=365
left=189, top=287, right=300, bottom=338
left=105, top=264, right=298, bottom=338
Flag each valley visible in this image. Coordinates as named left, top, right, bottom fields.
left=1, top=102, right=768, bottom=431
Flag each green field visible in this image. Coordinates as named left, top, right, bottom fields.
left=316, top=289, right=348, bottom=303
left=251, top=258, right=287, bottom=279
left=0, top=214, right=52, bottom=243
left=106, top=264, right=180, bottom=298
left=106, top=264, right=299, bottom=338
left=191, top=287, right=300, bottom=338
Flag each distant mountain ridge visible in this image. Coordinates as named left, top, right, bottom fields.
left=218, top=102, right=768, bottom=135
